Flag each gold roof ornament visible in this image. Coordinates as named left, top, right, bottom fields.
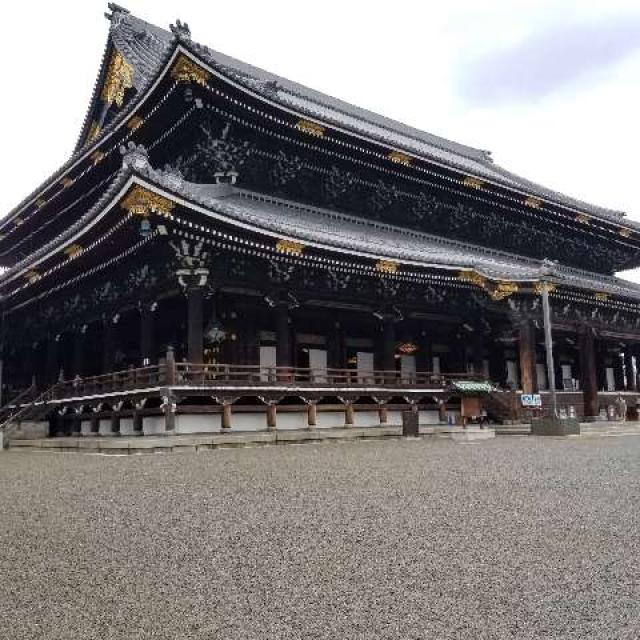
left=458, top=269, right=487, bottom=288
left=619, top=228, right=632, bottom=238
left=101, top=51, right=134, bottom=107
left=575, top=214, right=590, bottom=224
left=90, top=150, right=106, bottom=165
left=463, top=176, right=484, bottom=190
left=35, top=198, right=46, bottom=209
left=524, top=196, right=542, bottom=209
left=534, top=281, right=556, bottom=295
left=60, top=177, right=75, bottom=188
left=387, top=151, right=412, bottom=166
left=14, top=218, right=23, bottom=227
left=127, top=115, right=144, bottom=130
left=490, top=281, right=519, bottom=301
left=63, top=244, right=84, bottom=259
left=376, top=259, right=399, bottom=274
left=87, top=121, right=101, bottom=143
left=121, top=186, right=174, bottom=217
left=275, top=239, right=305, bottom=255
left=25, top=270, right=41, bottom=284
left=296, top=119, right=325, bottom=137
left=170, top=55, right=211, bottom=85
left=594, top=292, right=609, bottom=301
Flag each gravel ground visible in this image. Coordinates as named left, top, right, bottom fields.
left=1, top=436, right=639, bottom=639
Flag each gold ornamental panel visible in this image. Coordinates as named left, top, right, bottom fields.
left=121, top=186, right=174, bottom=217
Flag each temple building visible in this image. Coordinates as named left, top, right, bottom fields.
left=2, top=4, right=640, bottom=442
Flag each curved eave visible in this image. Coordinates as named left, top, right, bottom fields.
left=3, top=169, right=640, bottom=316
left=0, top=41, right=181, bottom=241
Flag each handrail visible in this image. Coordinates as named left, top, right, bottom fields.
left=0, top=383, right=61, bottom=446
left=0, top=383, right=37, bottom=416
left=23, top=363, right=489, bottom=401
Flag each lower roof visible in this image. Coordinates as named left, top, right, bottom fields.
left=3, top=152, right=640, bottom=307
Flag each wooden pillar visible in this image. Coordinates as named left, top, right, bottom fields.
left=378, top=404, right=388, bottom=424
left=579, top=328, right=599, bottom=419
left=187, top=287, right=204, bottom=364
left=488, top=340, right=505, bottom=386
left=162, top=394, right=176, bottom=432
left=72, top=327, right=86, bottom=378
left=103, top=317, right=117, bottom=374
left=613, top=352, right=625, bottom=391
left=140, top=303, right=155, bottom=366
left=307, top=402, right=317, bottom=429
left=471, top=327, right=485, bottom=377
left=266, top=402, right=277, bottom=430
left=438, top=399, right=448, bottom=423
left=222, top=403, right=232, bottom=430
left=344, top=402, right=355, bottom=426
left=382, top=318, right=396, bottom=372
left=624, top=349, right=636, bottom=392
left=328, top=322, right=344, bottom=370
left=275, top=304, right=292, bottom=369
left=45, top=334, right=60, bottom=385
left=165, top=347, right=176, bottom=386
left=518, top=320, right=538, bottom=394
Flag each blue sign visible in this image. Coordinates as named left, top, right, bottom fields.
left=521, top=394, right=542, bottom=407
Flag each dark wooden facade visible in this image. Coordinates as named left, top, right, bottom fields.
left=1, top=7, right=640, bottom=437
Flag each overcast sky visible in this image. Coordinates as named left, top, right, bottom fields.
left=2, top=0, right=639, bottom=279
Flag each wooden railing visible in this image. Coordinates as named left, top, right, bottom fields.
left=51, top=365, right=166, bottom=400
left=43, top=362, right=487, bottom=400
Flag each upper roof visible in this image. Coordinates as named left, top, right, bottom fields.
left=97, top=7, right=626, bottom=222
left=2, top=4, right=636, bottom=257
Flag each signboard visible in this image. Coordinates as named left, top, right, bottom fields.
left=521, top=393, right=542, bottom=408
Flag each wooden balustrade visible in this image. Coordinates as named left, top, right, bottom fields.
left=43, top=361, right=487, bottom=399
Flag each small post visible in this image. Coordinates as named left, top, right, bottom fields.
left=307, top=402, right=317, bottom=429
left=345, top=402, right=355, bottom=426
left=378, top=404, right=388, bottom=424
left=162, top=394, right=176, bottom=432
left=222, top=403, right=232, bottom=430
left=266, top=403, right=277, bottom=431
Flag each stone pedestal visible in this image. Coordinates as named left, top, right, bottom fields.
left=401, top=410, right=419, bottom=437
left=531, top=416, right=580, bottom=436
left=450, top=426, right=495, bottom=442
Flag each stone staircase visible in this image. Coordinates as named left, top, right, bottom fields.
left=0, top=385, right=58, bottom=449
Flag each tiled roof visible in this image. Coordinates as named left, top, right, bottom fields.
left=108, top=10, right=629, bottom=224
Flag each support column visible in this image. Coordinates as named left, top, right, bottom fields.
left=72, top=326, right=86, bottom=378
left=613, top=352, right=625, bottom=391
left=307, top=402, right=317, bottom=429
left=579, top=327, right=599, bottom=420
left=382, top=317, right=396, bottom=374
left=275, top=304, right=292, bottom=371
left=103, top=316, right=118, bottom=374
left=518, top=320, right=538, bottom=394
left=624, top=348, right=636, bottom=392
left=187, top=287, right=204, bottom=365
left=540, top=283, right=558, bottom=417
left=344, top=401, right=355, bottom=426
left=45, top=334, right=60, bottom=385
left=266, top=402, right=277, bottom=430
left=140, top=302, right=156, bottom=366
left=471, top=327, right=485, bottom=378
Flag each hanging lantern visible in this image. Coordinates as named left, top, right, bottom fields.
left=397, top=342, right=419, bottom=355
left=205, top=318, right=226, bottom=344
left=139, top=218, right=152, bottom=238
